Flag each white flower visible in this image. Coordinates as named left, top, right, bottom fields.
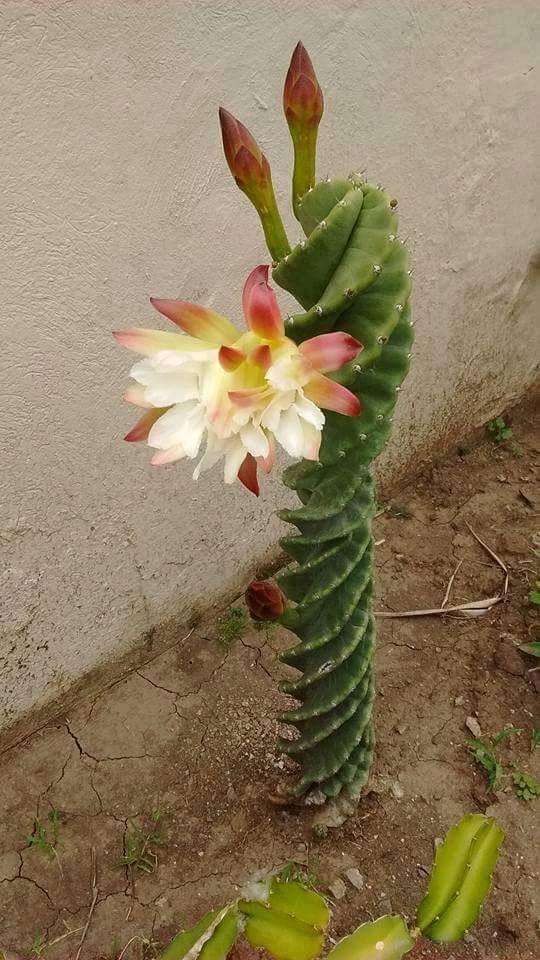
left=114, top=266, right=362, bottom=495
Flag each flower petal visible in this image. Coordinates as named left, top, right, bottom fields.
left=124, top=407, right=169, bottom=442
left=150, top=444, right=186, bottom=466
left=224, top=440, right=248, bottom=484
left=148, top=402, right=205, bottom=458
left=248, top=344, right=272, bottom=371
left=150, top=299, right=238, bottom=345
left=228, top=387, right=270, bottom=410
left=294, top=394, right=325, bottom=429
left=303, top=372, right=361, bottom=416
left=113, top=329, right=212, bottom=356
left=240, top=422, right=270, bottom=458
left=259, top=434, right=275, bottom=474
left=124, top=384, right=153, bottom=408
left=242, top=265, right=284, bottom=339
left=275, top=406, right=306, bottom=458
left=237, top=453, right=260, bottom=496
left=300, top=422, right=322, bottom=461
left=219, top=345, right=245, bottom=372
left=299, top=332, right=362, bottom=372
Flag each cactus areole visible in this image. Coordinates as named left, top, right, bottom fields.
left=114, top=43, right=412, bottom=804
left=225, top=42, right=413, bottom=803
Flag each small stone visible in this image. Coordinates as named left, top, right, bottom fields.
left=344, top=867, right=365, bottom=890
left=390, top=780, right=404, bottom=800
left=395, top=722, right=407, bottom=735
left=465, top=716, right=482, bottom=738
left=328, top=877, right=347, bottom=900
left=454, top=695, right=465, bottom=706
left=378, top=898, right=393, bottom=914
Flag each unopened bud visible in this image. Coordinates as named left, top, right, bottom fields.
left=245, top=579, right=286, bottom=622
left=219, top=108, right=290, bottom=262
left=283, top=41, right=324, bottom=129
left=283, top=42, right=324, bottom=220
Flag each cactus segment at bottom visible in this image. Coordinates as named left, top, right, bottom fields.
left=272, top=175, right=412, bottom=798
left=416, top=814, right=505, bottom=943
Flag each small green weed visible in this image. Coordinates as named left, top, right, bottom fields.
left=467, top=725, right=522, bottom=791
left=531, top=728, right=540, bottom=750
left=518, top=641, right=540, bottom=657
left=25, top=808, right=63, bottom=859
left=30, top=932, right=47, bottom=957
left=512, top=771, right=540, bottom=802
left=528, top=582, right=540, bottom=606
left=278, top=861, right=319, bottom=889
left=218, top=606, right=247, bottom=645
left=122, top=810, right=164, bottom=874
left=487, top=416, right=513, bottom=444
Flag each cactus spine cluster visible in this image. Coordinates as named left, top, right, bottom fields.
left=220, top=44, right=412, bottom=801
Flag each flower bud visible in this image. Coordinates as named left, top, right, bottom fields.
left=283, top=41, right=324, bottom=130
left=245, top=579, right=286, bottom=622
left=219, top=107, right=271, bottom=198
left=219, top=108, right=291, bottom=262
left=283, top=43, right=324, bottom=219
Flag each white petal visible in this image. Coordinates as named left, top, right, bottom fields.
left=193, top=438, right=226, bottom=479
left=260, top=392, right=295, bottom=432
left=300, top=421, right=322, bottom=461
left=275, top=407, right=306, bottom=458
left=240, top=422, right=270, bottom=458
left=145, top=372, right=200, bottom=407
left=223, top=439, right=248, bottom=484
left=147, top=402, right=204, bottom=459
left=294, top=394, right=325, bottom=430
left=151, top=444, right=186, bottom=466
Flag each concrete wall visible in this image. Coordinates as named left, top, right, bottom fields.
left=1, top=0, right=539, bottom=741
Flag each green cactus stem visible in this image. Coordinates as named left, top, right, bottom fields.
left=160, top=907, right=239, bottom=960
left=221, top=49, right=412, bottom=803
left=272, top=174, right=411, bottom=800
left=327, top=915, right=414, bottom=960
left=416, top=814, right=505, bottom=943
left=239, top=878, right=329, bottom=960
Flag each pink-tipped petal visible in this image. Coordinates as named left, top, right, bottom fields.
left=248, top=344, right=272, bottom=371
left=300, top=332, right=362, bottom=373
left=124, top=384, right=152, bottom=408
left=113, top=328, right=211, bottom=356
left=124, top=407, right=169, bottom=443
left=219, top=345, right=245, bottom=371
left=238, top=453, right=260, bottom=496
left=258, top=434, right=275, bottom=474
left=242, top=265, right=284, bottom=340
left=228, top=387, right=270, bottom=410
left=304, top=372, right=361, bottom=416
left=150, top=299, right=238, bottom=346
left=150, top=445, right=186, bottom=466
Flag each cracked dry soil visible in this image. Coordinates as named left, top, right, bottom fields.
left=0, top=400, right=538, bottom=959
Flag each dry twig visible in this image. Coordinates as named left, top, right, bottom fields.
left=75, top=848, right=98, bottom=960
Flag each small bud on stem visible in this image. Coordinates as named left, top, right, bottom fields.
left=219, top=108, right=291, bottom=262
left=283, top=42, right=324, bottom=220
left=245, top=580, right=286, bottom=622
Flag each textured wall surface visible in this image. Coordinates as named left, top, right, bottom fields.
left=1, top=0, right=539, bottom=738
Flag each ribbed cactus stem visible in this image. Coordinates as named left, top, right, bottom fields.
left=270, top=174, right=412, bottom=800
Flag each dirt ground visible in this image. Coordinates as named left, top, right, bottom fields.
left=0, top=400, right=538, bottom=960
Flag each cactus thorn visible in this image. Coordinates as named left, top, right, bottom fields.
left=315, top=305, right=323, bottom=315
left=320, top=219, right=327, bottom=229
left=338, top=450, right=346, bottom=457
left=395, top=386, right=401, bottom=392
left=345, top=287, right=354, bottom=299
left=395, top=303, right=403, bottom=312
left=359, top=433, right=367, bottom=440
left=388, top=234, right=396, bottom=242
left=390, top=198, right=398, bottom=208
left=373, top=264, right=382, bottom=274
left=353, top=364, right=362, bottom=373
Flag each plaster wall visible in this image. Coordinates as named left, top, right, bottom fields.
left=1, top=0, right=539, bottom=738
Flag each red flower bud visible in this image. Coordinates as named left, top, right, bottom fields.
left=219, top=107, right=271, bottom=197
left=245, top=580, right=286, bottom=622
left=283, top=42, right=324, bottom=129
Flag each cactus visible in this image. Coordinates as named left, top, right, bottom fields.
left=220, top=45, right=412, bottom=800
left=157, top=815, right=504, bottom=960
left=416, top=814, right=505, bottom=943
